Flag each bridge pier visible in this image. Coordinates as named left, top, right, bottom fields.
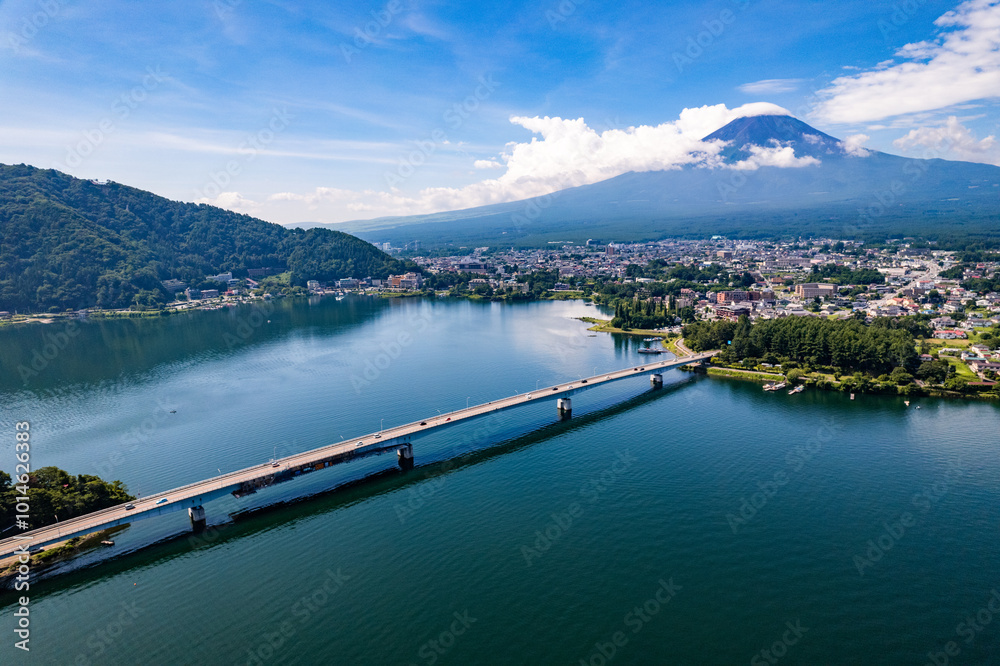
left=557, top=397, right=572, bottom=420
left=650, top=373, right=663, bottom=388
left=188, top=505, right=207, bottom=531
left=397, top=444, right=414, bottom=470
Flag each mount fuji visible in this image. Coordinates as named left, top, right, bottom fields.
left=329, top=114, right=1000, bottom=248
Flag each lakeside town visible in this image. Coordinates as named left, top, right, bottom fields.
left=4, top=237, right=999, bottom=386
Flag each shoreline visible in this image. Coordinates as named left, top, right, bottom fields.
left=0, top=290, right=596, bottom=328
left=0, top=525, right=128, bottom=588
left=576, top=322, right=999, bottom=404
left=681, top=363, right=999, bottom=402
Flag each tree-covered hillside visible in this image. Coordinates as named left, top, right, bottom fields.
left=0, top=164, right=415, bottom=312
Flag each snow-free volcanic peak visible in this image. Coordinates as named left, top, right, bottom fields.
left=702, top=114, right=847, bottom=162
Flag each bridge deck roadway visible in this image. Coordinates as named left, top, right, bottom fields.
left=0, top=351, right=717, bottom=558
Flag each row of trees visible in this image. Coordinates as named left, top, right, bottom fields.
left=611, top=298, right=673, bottom=330
left=683, top=315, right=919, bottom=375
left=810, top=264, right=885, bottom=285
left=0, top=467, right=134, bottom=531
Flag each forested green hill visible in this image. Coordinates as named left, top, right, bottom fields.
left=0, top=164, right=413, bottom=312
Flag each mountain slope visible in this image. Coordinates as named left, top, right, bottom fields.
left=702, top=114, right=846, bottom=162
left=0, top=164, right=412, bottom=312
left=329, top=115, right=1000, bottom=249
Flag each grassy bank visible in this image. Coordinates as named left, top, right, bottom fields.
left=0, top=525, right=128, bottom=584
left=577, top=317, right=669, bottom=338
left=705, top=367, right=785, bottom=383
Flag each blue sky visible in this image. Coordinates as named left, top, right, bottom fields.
left=1, top=0, right=998, bottom=224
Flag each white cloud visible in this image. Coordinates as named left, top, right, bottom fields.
left=737, top=79, right=804, bottom=94
left=727, top=142, right=821, bottom=171
left=839, top=133, right=871, bottom=157
left=217, top=102, right=802, bottom=220
left=473, top=159, right=504, bottom=169
left=893, top=116, right=999, bottom=163
left=196, top=191, right=260, bottom=213
left=813, top=0, right=1000, bottom=124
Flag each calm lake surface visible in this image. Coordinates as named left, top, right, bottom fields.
left=1, top=297, right=999, bottom=665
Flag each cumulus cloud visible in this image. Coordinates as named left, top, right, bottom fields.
left=812, top=0, right=1000, bottom=124
left=220, top=102, right=807, bottom=220
left=727, top=142, right=821, bottom=171
left=893, top=116, right=999, bottom=163
left=737, top=79, right=804, bottom=94
left=195, top=191, right=260, bottom=213
left=839, top=133, right=871, bottom=157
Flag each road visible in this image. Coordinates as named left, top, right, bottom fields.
left=0, top=351, right=718, bottom=558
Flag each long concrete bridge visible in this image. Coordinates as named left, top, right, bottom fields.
left=0, top=351, right=717, bottom=558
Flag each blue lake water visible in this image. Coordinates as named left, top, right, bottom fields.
left=1, top=296, right=999, bottom=665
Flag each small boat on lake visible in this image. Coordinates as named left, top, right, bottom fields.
left=788, top=385, right=804, bottom=394
left=637, top=348, right=663, bottom=354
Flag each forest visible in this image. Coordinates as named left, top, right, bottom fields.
left=610, top=296, right=694, bottom=329
left=809, top=264, right=885, bottom=285
left=683, top=315, right=919, bottom=375
left=0, top=164, right=416, bottom=312
left=0, top=466, right=134, bottom=531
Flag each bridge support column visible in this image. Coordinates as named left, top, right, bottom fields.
left=650, top=373, right=663, bottom=388
left=188, top=505, right=207, bottom=531
left=557, top=398, right=572, bottom=420
left=397, top=444, right=414, bottom=470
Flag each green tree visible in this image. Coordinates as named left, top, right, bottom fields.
left=786, top=368, right=805, bottom=384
